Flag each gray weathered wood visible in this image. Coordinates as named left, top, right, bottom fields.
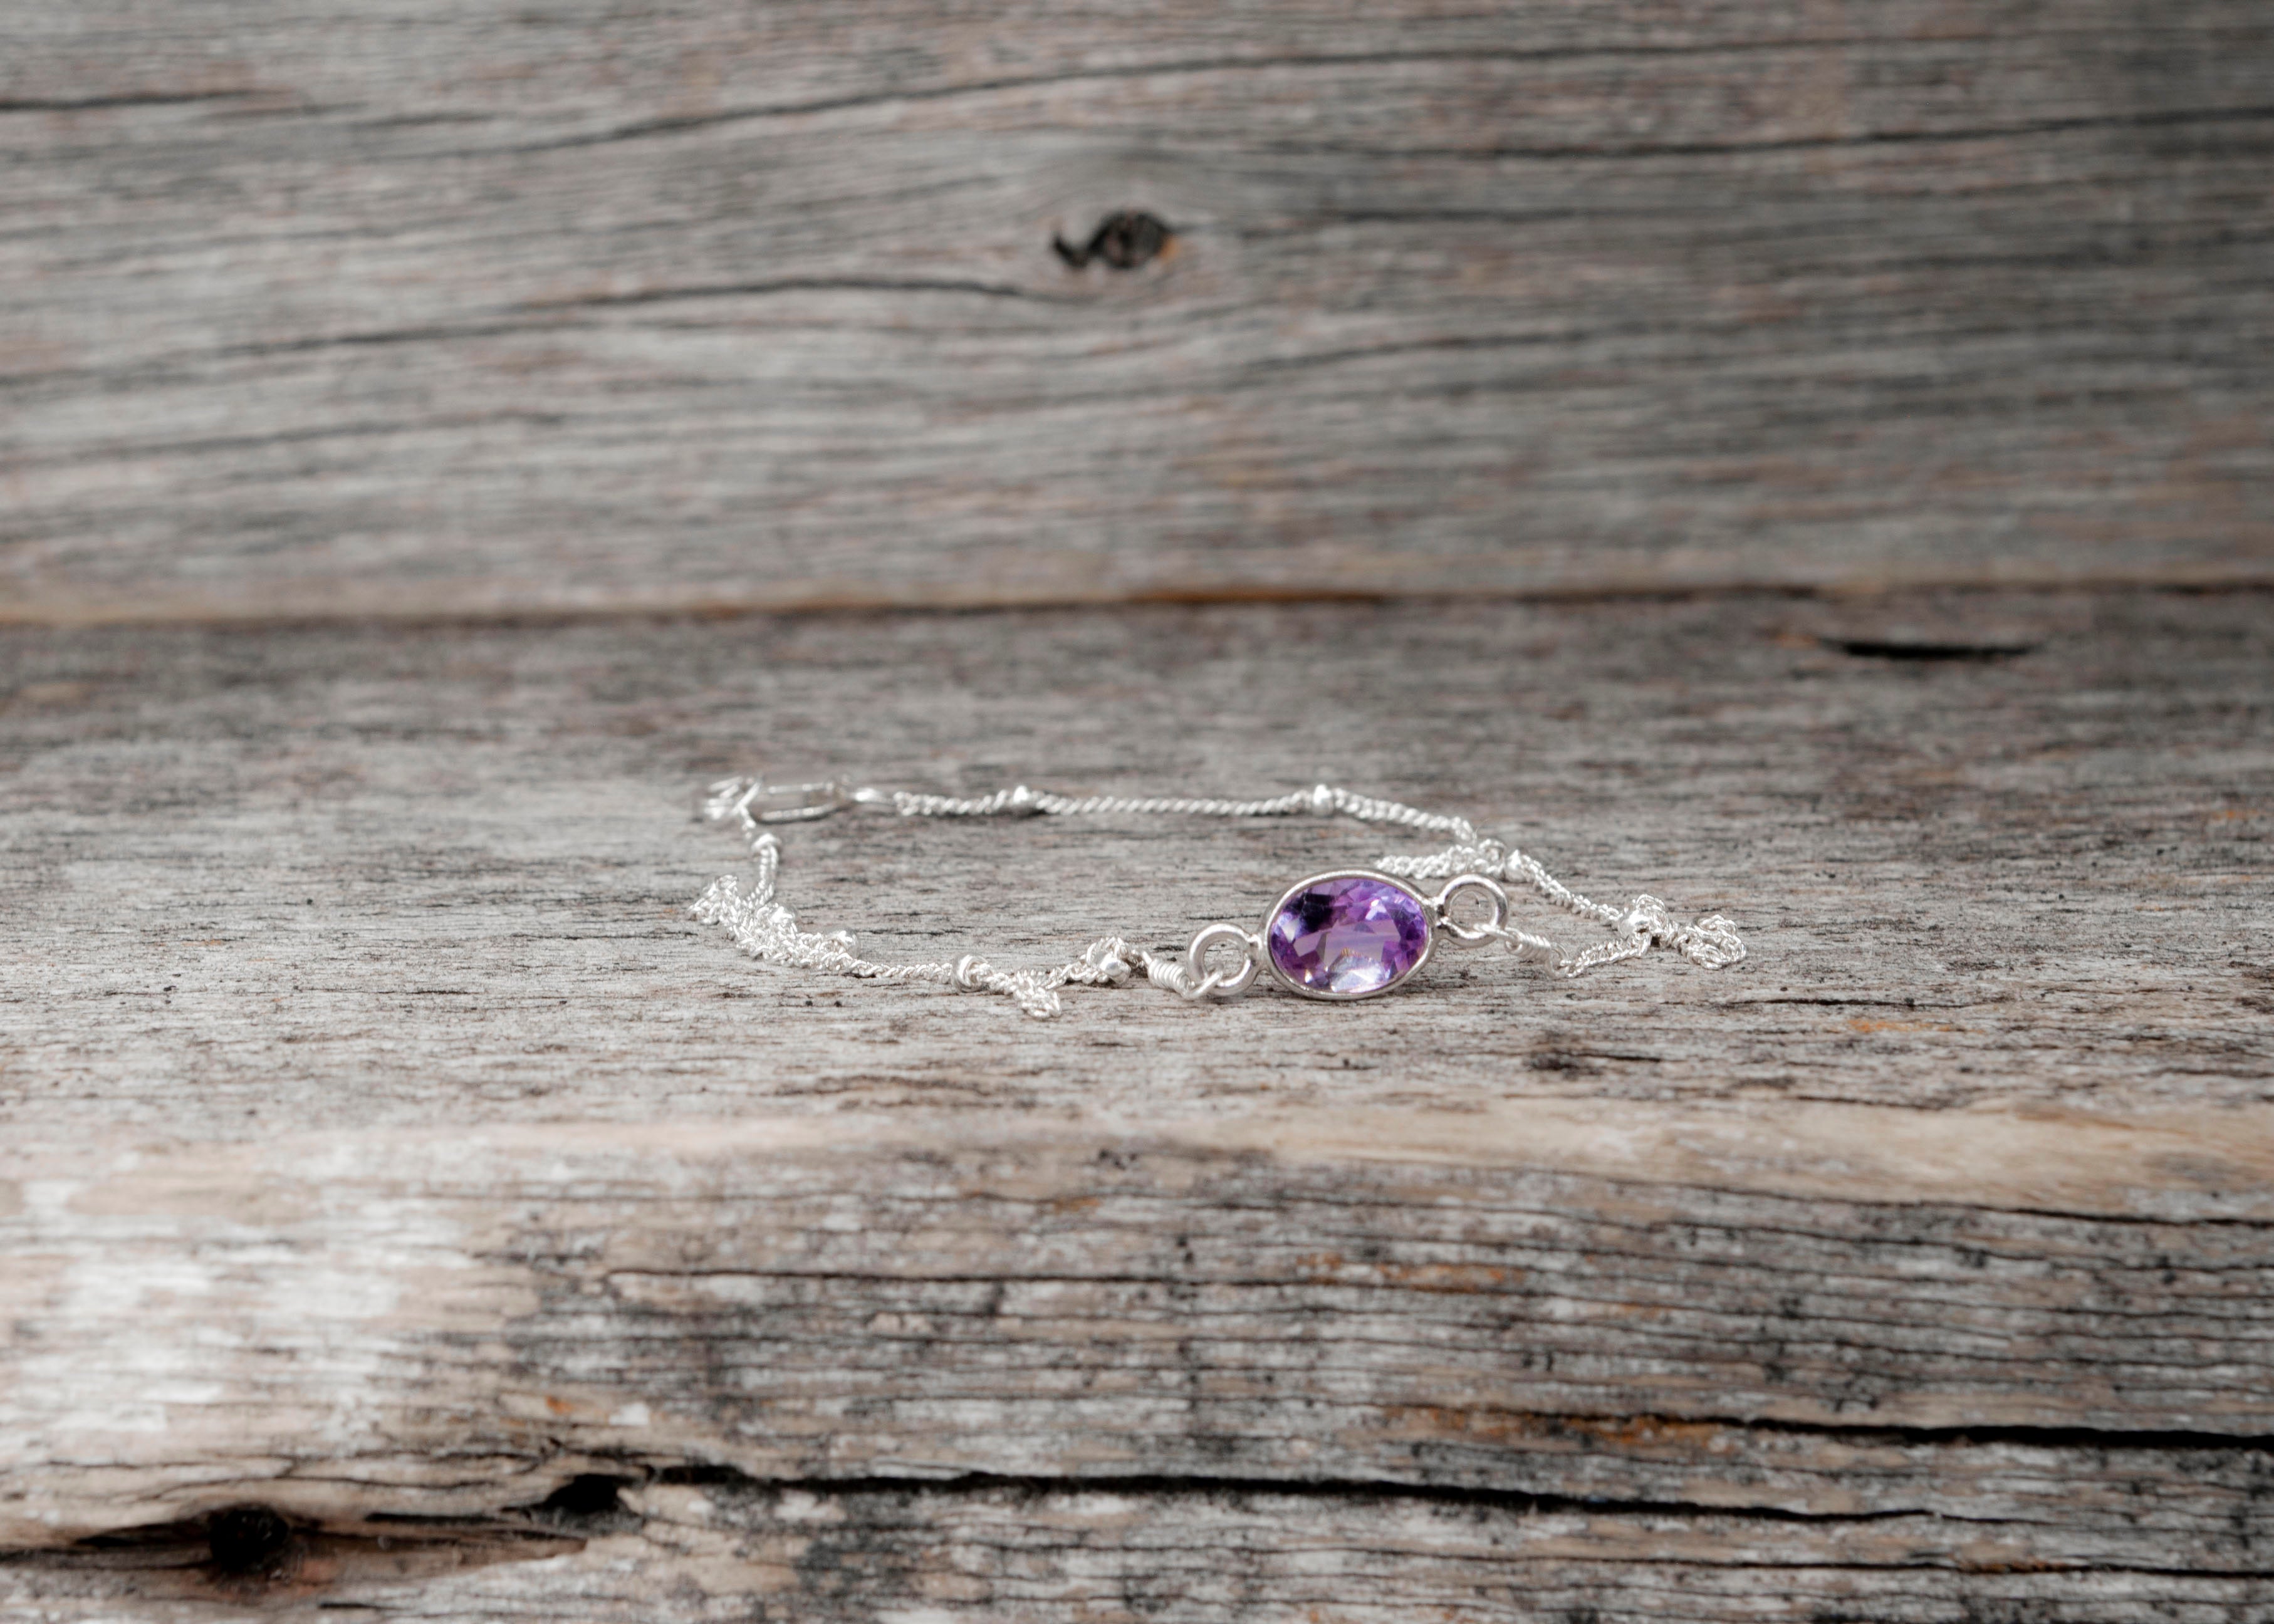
left=8, top=1116, right=2274, bottom=1616
left=4, top=590, right=2272, bottom=1615
left=3, top=591, right=2266, bottom=1123
left=18, top=1478, right=2274, bottom=1622
left=4, top=2, right=2271, bottom=621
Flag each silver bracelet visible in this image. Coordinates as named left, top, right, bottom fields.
left=691, top=776, right=1746, bottom=1019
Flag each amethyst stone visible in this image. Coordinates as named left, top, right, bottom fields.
left=1265, top=874, right=1431, bottom=997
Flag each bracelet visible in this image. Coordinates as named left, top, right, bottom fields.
left=691, top=776, right=1746, bottom=1019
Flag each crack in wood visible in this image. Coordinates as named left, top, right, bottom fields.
left=0, top=91, right=258, bottom=112
left=1260, top=103, right=2274, bottom=162
left=492, top=38, right=1995, bottom=155
left=1825, top=638, right=2043, bottom=662
left=19, top=1457, right=2274, bottom=1606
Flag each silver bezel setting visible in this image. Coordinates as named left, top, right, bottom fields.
left=1258, top=869, right=1436, bottom=1002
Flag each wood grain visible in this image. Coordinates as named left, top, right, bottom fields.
left=4, top=2, right=2271, bottom=621
left=4, top=589, right=2272, bottom=1615
left=8, top=1114, right=2274, bottom=1615
left=3, top=591, right=2266, bottom=1130
left=18, top=1482, right=2273, bottom=1623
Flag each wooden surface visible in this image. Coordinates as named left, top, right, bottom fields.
left=8, top=1, right=2274, bottom=1615
left=9, top=1112, right=2274, bottom=1620
left=3, top=591, right=2270, bottom=1125
left=5, top=590, right=2273, bottom=1618
left=4, top=1, right=2273, bottom=621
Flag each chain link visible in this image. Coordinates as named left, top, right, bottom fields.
left=691, top=776, right=1743, bottom=1018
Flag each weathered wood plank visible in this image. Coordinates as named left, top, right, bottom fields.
left=12, top=1487, right=2274, bottom=1621
left=7, top=1115, right=2274, bottom=1612
left=4, top=3, right=2270, bottom=620
left=3, top=589, right=2271, bottom=1615
left=2, top=591, right=2266, bottom=1126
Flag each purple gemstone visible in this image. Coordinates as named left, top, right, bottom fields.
left=1266, top=875, right=1430, bottom=997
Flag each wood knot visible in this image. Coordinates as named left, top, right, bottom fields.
left=1053, top=210, right=1172, bottom=270
left=207, top=1504, right=295, bottom=1577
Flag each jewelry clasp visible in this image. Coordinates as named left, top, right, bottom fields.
left=707, top=776, right=894, bottom=825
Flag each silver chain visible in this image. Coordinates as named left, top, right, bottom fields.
left=689, top=776, right=1745, bottom=1019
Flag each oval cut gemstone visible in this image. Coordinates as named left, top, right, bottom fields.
left=1266, top=875, right=1430, bottom=997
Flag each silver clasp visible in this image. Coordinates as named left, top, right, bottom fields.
left=749, top=779, right=857, bottom=823
left=706, top=775, right=894, bottom=826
